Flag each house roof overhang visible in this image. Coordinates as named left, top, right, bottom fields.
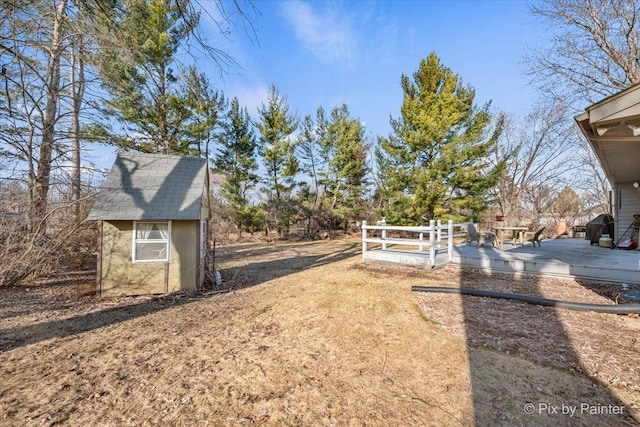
left=575, top=83, right=640, bottom=186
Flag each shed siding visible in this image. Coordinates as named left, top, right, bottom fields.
left=615, top=183, right=640, bottom=240
left=100, top=220, right=199, bottom=296
left=200, top=183, right=210, bottom=220
left=101, top=221, right=166, bottom=296
left=168, top=221, right=198, bottom=293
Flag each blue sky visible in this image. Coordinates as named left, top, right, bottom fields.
left=88, top=0, right=545, bottom=169
left=214, top=0, right=543, bottom=138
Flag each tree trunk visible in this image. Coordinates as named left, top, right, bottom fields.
left=70, top=35, right=85, bottom=223
left=32, top=0, right=67, bottom=233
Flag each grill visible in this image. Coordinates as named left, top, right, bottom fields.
left=585, top=214, right=615, bottom=245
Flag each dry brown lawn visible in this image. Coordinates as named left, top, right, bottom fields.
left=0, top=238, right=639, bottom=426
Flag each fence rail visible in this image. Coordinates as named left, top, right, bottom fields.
left=361, top=220, right=467, bottom=267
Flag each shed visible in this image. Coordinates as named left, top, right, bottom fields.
left=86, top=152, right=210, bottom=296
left=575, top=84, right=640, bottom=241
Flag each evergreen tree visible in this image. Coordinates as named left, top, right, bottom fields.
left=256, top=85, right=299, bottom=235
left=297, top=112, right=322, bottom=206
left=183, top=67, right=225, bottom=158
left=324, top=104, right=368, bottom=216
left=213, top=97, right=259, bottom=231
left=95, top=0, right=197, bottom=154
left=297, top=105, right=368, bottom=233
left=296, top=112, right=322, bottom=236
left=377, top=53, right=503, bottom=224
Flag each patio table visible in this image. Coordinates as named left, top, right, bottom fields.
left=491, top=226, right=528, bottom=249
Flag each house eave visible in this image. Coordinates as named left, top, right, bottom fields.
left=575, top=85, right=640, bottom=186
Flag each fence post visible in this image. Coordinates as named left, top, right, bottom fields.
left=361, top=221, right=367, bottom=261
left=429, top=220, right=436, bottom=266
left=382, top=228, right=387, bottom=250
left=448, top=220, right=454, bottom=261
left=419, top=232, right=424, bottom=251
left=436, top=219, right=442, bottom=248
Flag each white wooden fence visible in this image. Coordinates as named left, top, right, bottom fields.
left=361, top=220, right=467, bottom=267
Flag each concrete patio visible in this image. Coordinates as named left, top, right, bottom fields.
left=453, top=237, right=640, bottom=285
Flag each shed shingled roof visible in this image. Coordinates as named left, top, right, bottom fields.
left=86, top=152, right=208, bottom=221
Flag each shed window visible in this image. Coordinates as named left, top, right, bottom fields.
left=133, top=222, right=170, bottom=262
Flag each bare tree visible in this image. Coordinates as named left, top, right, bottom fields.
left=32, top=0, right=68, bottom=232
left=524, top=184, right=555, bottom=218
left=489, top=104, right=579, bottom=223
left=0, top=0, right=72, bottom=233
left=528, top=0, right=640, bottom=106
left=574, top=146, right=611, bottom=215
left=68, top=33, right=85, bottom=223
left=0, top=0, right=260, bottom=287
left=527, top=0, right=640, bottom=219
left=552, top=186, right=583, bottom=220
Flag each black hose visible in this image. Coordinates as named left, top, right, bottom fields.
left=411, top=286, right=640, bottom=314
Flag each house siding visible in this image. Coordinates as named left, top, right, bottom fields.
left=615, top=183, right=640, bottom=241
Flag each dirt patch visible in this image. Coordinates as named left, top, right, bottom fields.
left=0, top=238, right=638, bottom=426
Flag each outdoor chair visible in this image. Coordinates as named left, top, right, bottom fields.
left=524, top=227, right=546, bottom=247
left=466, top=223, right=496, bottom=248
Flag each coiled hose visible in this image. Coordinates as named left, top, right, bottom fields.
left=411, top=286, right=640, bottom=314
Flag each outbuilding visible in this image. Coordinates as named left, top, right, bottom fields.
left=86, top=152, right=210, bottom=296
left=575, top=84, right=640, bottom=243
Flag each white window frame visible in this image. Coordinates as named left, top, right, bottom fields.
left=132, top=221, right=171, bottom=263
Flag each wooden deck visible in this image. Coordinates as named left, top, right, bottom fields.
left=453, top=237, right=640, bottom=284
left=365, top=237, right=640, bottom=285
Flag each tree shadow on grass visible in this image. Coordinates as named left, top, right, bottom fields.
left=0, top=291, right=205, bottom=352
left=0, top=271, right=96, bottom=321
left=216, top=241, right=360, bottom=287
left=454, top=266, right=639, bottom=425
left=0, top=241, right=360, bottom=353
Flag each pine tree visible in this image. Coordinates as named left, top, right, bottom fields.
left=296, top=112, right=322, bottom=236
left=297, top=111, right=322, bottom=206
left=256, top=85, right=299, bottom=235
left=324, top=104, right=368, bottom=215
left=296, top=105, right=369, bottom=233
left=377, top=52, right=503, bottom=224
left=183, top=67, right=225, bottom=158
left=214, top=97, right=259, bottom=230
left=95, top=0, right=197, bottom=154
